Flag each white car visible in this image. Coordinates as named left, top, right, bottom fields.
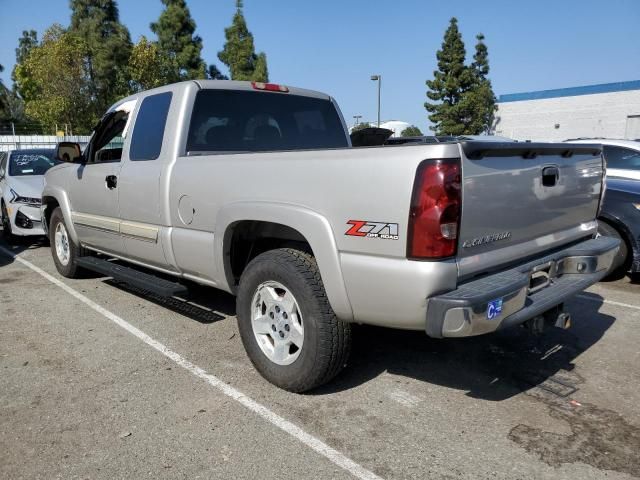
left=565, top=138, right=640, bottom=180
left=0, top=148, right=59, bottom=242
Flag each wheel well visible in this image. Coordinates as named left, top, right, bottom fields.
left=42, top=197, right=60, bottom=232
left=224, top=221, right=313, bottom=288
left=599, top=216, right=633, bottom=268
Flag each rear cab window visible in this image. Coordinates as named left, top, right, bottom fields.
left=186, top=89, right=348, bottom=154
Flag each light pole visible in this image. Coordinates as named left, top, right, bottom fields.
left=353, top=115, right=362, bottom=128
left=370, top=75, right=381, bottom=127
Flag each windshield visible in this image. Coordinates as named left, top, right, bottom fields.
left=9, top=151, right=59, bottom=176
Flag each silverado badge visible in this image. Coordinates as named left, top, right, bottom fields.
left=462, top=231, right=512, bottom=248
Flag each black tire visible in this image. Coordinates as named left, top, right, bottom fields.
left=1, top=201, right=18, bottom=244
left=236, top=248, right=351, bottom=392
left=49, top=207, right=87, bottom=278
left=598, top=220, right=629, bottom=280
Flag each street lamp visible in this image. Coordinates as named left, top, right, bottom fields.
left=370, top=75, right=381, bottom=127
left=353, top=115, right=362, bottom=127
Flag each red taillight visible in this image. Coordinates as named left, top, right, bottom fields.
left=407, top=159, right=461, bottom=259
left=251, top=82, right=289, bottom=93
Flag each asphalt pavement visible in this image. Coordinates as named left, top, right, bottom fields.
left=1, top=236, right=639, bottom=479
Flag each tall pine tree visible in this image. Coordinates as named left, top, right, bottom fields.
left=465, top=34, right=497, bottom=134
left=425, top=19, right=496, bottom=135
left=150, top=0, right=206, bottom=81
left=70, top=0, right=132, bottom=113
left=218, top=0, right=268, bottom=82
left=425, top=18, right=473, bottom=135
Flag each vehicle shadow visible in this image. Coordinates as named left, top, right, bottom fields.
left=314, top=292, right=614, bottom=401
left=0, top=232, right=48, bottom=268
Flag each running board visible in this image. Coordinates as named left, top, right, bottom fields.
left=76, top=257, right=188, bottom=298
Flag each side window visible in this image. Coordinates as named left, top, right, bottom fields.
left=0, top=153, right=7, bottom=177
left=604, top=146, right=640, bottom=171
left=129, top=92, right=172, bottom=161
left=89, top=111, right=129, bottom=164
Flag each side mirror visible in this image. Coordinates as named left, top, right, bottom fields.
left=56, top=142, right=82, bottom=163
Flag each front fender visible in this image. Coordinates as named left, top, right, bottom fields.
left=41, top=185, right=78, bottom=245
left=215, top=202, right=354, bottom=321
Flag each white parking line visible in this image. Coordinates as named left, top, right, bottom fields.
left=0, top=246, right=383, bottom=480
left=576, top=293, right=640, bottom=311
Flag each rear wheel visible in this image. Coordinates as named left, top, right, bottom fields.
left=1, top=202, right=18, bottom=244
left=49, top=207, right=87, bottom=278
left=236, top=248, right=351, bottom=392
left=598, top=220, right=629, bottom=280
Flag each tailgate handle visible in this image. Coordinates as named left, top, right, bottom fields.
left=542, top=166, right=559, bottom=187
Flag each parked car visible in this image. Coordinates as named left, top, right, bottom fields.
left=598, top=177, right=640, bottom=278
left=0, top=148, right=59, bottom=242
left=565, top=138, right=640, bottom=180
left=42, top=80, right=618, bottom=392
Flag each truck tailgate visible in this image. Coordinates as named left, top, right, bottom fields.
left=456, top=142, right=603, bottom=279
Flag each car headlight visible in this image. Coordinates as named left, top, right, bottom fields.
left=9, top=188, right=42, bottom=206
left=633, top=203, right=640, bottom=211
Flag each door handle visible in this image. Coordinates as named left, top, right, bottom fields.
left=542, top=166, right=559, bottom=187
left=106, top=175, right=118, bottom=189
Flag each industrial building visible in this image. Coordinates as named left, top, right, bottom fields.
left=493, top=80, right=640, bottom=142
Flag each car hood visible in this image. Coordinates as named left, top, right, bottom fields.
left=8, top=175, right=46, bottom=199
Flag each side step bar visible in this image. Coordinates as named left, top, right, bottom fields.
left=76, top=256, right=188, bottom=298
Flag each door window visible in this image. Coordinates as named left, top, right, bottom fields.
left=88, top=111, right=129, bottom=164
left=603, top=145, right=640, bottom=171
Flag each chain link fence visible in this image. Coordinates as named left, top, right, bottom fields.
left=0, top=134, right=91, bottom=152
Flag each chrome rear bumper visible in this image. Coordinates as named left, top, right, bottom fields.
left=425, top=236, right=620, bottom=338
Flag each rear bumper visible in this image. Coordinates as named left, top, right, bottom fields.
left=425, top=236, right=620, bottom=338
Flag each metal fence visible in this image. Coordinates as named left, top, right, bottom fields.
left=0, top=135, right=92, bottom=152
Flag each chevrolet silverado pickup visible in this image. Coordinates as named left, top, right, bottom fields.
left=42, top=80, right=619, bottom=392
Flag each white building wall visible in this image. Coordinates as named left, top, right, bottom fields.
left=494, top=90, right=640, bottom=142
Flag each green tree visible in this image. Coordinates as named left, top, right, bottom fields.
left=425, top=19, right=497, bottom=135
left=463, top=34, right=497, bottom=134
left=207, top=64, right=228, bottom=80
left=151, top=0, right=207, bottom=81
left=128, top=36, right=177, bottom=91
left=13, top=25, right=94, bottom=133
left=401, top=125, right=423, bottom=137
left=0, top=64, right=7, bottom=120
left=218, top=0, right=269, bottom=82
left=11, top=30, right=38, bottom=94
left=351, top=122, right=372, bottom=132
left=425, top=18, right=475, bottom=135
left=70, top=0, right=132, bottom=113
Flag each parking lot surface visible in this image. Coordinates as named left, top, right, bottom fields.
left=1, top=237, right=639, bottom=480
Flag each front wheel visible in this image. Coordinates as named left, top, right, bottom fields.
left=49, top=207, right=87, bottom=278
left=1, top=202, right=18, bottom=244
left=236, top=248, right=351, bottom=392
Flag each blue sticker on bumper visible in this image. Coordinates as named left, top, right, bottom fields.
left=487, top=298, right=503, bottom=320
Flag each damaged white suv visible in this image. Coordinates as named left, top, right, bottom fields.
left=0, top=149, right=59, bottom=242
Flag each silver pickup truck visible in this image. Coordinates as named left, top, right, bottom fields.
left=42, top=80, right=619, bottom=392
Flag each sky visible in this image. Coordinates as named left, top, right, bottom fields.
left=0, top=0, right=639, bottom=132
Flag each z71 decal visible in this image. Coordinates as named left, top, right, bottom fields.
left=345, top=220, right=399, bottom=240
